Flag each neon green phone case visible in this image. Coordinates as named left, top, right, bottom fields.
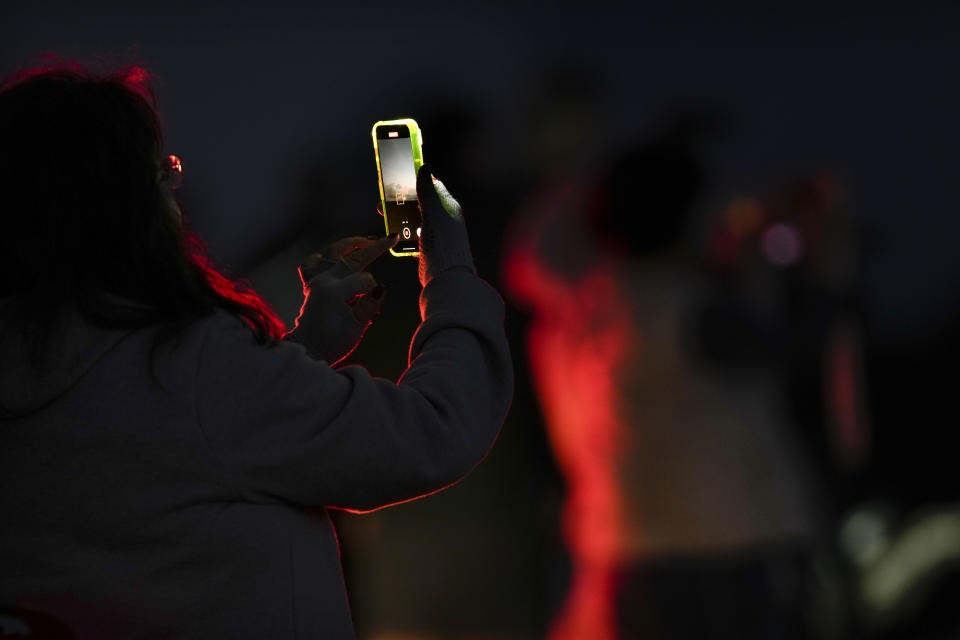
left=372, top=118, right=424, bottom=257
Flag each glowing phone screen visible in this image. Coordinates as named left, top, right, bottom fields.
left=376, top=127, right=421, bottom=254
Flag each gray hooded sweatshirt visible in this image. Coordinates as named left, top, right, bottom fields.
left=0, top=268, right=512, bottom=639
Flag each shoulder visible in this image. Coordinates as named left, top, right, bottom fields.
left=193, top=310, right=304, bottom=364
left=195, top=310, right=266, bottom=344
left=192, top=311, right=335, bottom=393
left=136, top=311, right=307, bottom=392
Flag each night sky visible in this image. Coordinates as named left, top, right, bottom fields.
left=3, top=1, right=958, bottom=337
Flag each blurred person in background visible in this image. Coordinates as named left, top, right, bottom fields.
left=503, top=113, right=826, bottom=639
left=0, top=66, right=512, bottom=639
left=701, top=172, right=864, bottom=640
left=704, top=167, right=960, bottom=640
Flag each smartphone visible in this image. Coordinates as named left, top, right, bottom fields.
left=372, top=118, right=424, bottom=257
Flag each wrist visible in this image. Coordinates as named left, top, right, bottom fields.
left=419, top=246, right=475, bottom=287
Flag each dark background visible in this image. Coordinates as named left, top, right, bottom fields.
left=4, top=2, right=959, bottom=638
left=4, top=2, right=958, bottom=336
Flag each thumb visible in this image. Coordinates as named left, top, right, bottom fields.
left=416, top=164, right=442, bottom=218
left=417, top=164, right=462, bottom=220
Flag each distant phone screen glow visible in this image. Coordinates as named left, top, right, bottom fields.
left=375, top=127, right=421, bottom=254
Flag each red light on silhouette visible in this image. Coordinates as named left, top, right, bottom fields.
left=504, top=206, right=629, bottom=640
left=122, top=66, right=151, bottom=91
left=185, top=233, right=287, bottom=340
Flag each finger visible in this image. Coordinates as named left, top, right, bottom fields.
left=416, top=164, right=441, bottom=219
left=300, top=235, right=373, bottom=282
left=341, top=234, right=399, bottom=272
left=417, top=164, right=462, bottom=220
left=432, top=176, right=463, bottom=219
left=325, top=236, right=377, bottom=261
left=331, top=271, right=377, bottom=301
left=350, top=286, right=386, bottom=325
left=310, top=237, right=379, bottom=279
left=298, top=252, right=333, bottom=284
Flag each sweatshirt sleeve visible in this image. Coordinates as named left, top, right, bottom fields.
left=194, top=268, right=513, bottom=511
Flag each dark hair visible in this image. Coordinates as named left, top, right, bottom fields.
left=593, top=112, right=712, bottom=257
left=0, top=65, right=285, bottom=360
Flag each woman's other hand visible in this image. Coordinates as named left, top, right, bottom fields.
left=284, top=235, right=397, bottom=365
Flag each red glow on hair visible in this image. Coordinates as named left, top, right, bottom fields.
left=185, top=233, right=287, bottom=340
left=504, top=195, right=632, bottom=639
left=2, top=61, right=157, bottom=110
left=117, top=65, right=156, bottom=105
left=121, top=65, right=150, bottom=89
left=2, top=57, right=84, bottom=88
